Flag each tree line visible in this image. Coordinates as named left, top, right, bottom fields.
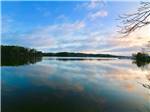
left=1, top=45, right=42, bottom=66
left=1, top=45, right=150, bottom=66
left=43, top=52, right=121, bottom=58
left=132, top=52, right=150, bottom=67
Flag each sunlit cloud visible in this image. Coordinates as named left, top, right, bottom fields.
left=1, top=1, right=149, bottom=56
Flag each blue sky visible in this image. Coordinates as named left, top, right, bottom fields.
left=1, top=0, right=150, bottom=56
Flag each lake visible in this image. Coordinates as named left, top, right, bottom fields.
left=1, top=57, right=150, bottom=112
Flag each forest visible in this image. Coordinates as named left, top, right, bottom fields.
left=1, top=45, right=150, bottom=66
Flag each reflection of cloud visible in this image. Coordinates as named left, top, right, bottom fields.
left=107, top=69, right=149, bottom=81
left=3, top=58, right=150, bottom=109
left=74, top=84, right=84, bottom=92
left=123, top=83, right=135, bottom=92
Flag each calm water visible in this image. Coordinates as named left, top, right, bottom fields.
left=1, top=57, right=150, bottom=112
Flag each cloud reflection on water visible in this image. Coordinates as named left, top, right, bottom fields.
left=2, top=58, right=150, bottom=112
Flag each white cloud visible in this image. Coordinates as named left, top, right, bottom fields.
left=75, top=0, right=108, bottom=21
left=56, top=14, right=68, bottom=21
left=88, top=10, right=108, bottom=20
left=87, top=0, right=99, bottom=9
left=75, top=0, right=104, bottom=10
left=2, top=1, right=149, bottom=56
left=2, top=16, right=14, bottom=34
left=36, top=7, right=51, bottom=17
left=87, top=0, right=105, bottom=9
left=95, top=25, right=150, bottom=55
left=11, top=21, right=86, bottom=49
left=4, top=15, right=149, bottom=56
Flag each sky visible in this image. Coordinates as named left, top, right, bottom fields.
left=1, top=0, right=150, bottom=56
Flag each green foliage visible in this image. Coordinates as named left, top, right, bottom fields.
left=1, top=45, right=131, bottom=66
left=132, top=52, right=150, bottom=67
left=1, top=45, right=42, bottom=66
left=132, top=52, right=150, bottom=61
left=43, top=52, right=122, bottom=58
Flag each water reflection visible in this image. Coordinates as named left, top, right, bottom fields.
left=1, top=56, right=150, bottom=68
left=133, top=60, right=150, bottom=68
left=44, top=57, right=115, bottom=61
left=131, top=59, right=150, bottom=89
left=1, top=57, right=42, bottom=66
left=1, top=57, right=150, bottom=112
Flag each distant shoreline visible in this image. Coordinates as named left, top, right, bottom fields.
left=1, top=45, right=150, bottom=67
left=42, top=52, right=132, bottom=59
left=1, top=45, right=131, bottom=59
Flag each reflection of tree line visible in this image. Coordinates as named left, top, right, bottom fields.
left=1, top=45, right=150, bottom=90
left=132, top=52, right=150, bottom=68
left=117, top=1, right=150, bottom=90
left=1, top=45, right=42, bottom=66
left=132, top=52, right=150, bottom=90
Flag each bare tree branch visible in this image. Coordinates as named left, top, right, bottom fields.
left=118, top=2, right=150, bottom=37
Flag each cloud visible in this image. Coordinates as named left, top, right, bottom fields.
left=87, top=0, right=105, bottom=9
left=2, top=13, right=149, bottom=56
left=88, top=10, right=108, bottom=20
left=36, top=6, right=51, bottom=17
left=80, top=23, right=150, bottom=56
left=2, top=21, right=86, bottom=49
left=75, top=0, right=108, bottom=21
left=3, top=15, right=149, bottom=56
left=2, top=15, right=14, bottom=34
left=75, top=0, right=104, bottom=10
left=2, top=1, right=149, bottom=56
left=86, top=0, right=101, bottom=9
left=56, top=14, right=68, bottom=21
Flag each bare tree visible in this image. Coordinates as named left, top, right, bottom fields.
left=118, top=2, right=150, bottom=90
left=118, top=2, right=150, bottom=36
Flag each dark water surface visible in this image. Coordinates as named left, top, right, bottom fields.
left=1, top=57, right=150, bottom=112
